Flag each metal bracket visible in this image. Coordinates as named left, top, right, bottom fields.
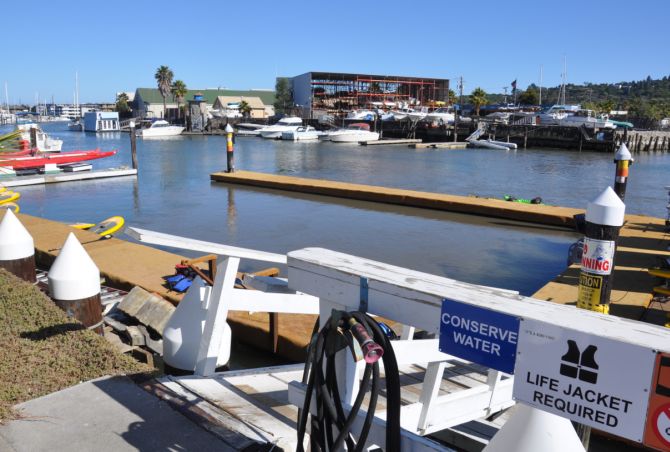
left=359, top=277, right=369, bottom=313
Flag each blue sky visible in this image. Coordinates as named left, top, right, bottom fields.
left=5, top=0, right=669, bottom=104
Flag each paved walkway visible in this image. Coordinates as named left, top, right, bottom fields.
left=0, top=376, right=232, bottom=452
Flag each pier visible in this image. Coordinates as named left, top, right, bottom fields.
left=210, top=170, right=581, bottom=228
left=0, top=167, right=137, bottom=188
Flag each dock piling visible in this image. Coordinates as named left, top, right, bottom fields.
left=613, top=143, right=632, bottom=201
left=577, top=187, right=625, bottom=315
left=0, top=210, right=36, bottom=282
left=225, top=123, right=235, bottom=173
left=48, top=233, right=104, bottom=335
left=129, top=120, right=138, bottom=170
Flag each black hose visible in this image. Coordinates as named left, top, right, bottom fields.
left=296, top=311, right=401, bottom=452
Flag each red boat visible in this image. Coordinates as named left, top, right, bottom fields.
left=0, top=149, right=117, bottom=170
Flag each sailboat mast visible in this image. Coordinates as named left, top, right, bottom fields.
left=539, top=65, right=543, bottom=106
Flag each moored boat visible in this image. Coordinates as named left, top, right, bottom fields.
left=16, top=124, right=63, bottom=152
left=281, top=126, right=322, bottom=141
left=136, top=120, right=185, bottom=138
left=258, top=117, right=303, bottom=139
left=326, top=123, right=380, bottom=143
left=0, top=149, right=116, bottom=169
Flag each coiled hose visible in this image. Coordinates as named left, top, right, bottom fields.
left=296, top=311, right=401, bottom=452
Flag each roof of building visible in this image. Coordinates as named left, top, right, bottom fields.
left=135, top=88, right=275, bottom=106
left=213, top=96, right=266, bottom=109
left=290, top=71, right=449, bottom=83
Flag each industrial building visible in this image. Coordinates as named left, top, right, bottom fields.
left=289, top=71, right=450, bottom=119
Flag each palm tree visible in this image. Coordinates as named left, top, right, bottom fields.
left=238, top=100, right=252, bottom=119
left=171, top=80, right=187, bottom=121
left=155, top=65, right=174, bottom=118
left=470, top=87, right=488, bottom=116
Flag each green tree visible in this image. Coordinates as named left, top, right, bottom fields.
left=274, top=77, right=292, bottom=115
left=155, top=65, right=174, bottom=118
left=239, top=100, right=252, bottom=118
left=448, top=89, right=457, bottom=105
left=171, top=80, right=187, bottom=121
left=518, top=88, right=539, bottom=106
left=470, top=87, right=488, bottom=116
left=115, top=92, right=130, bottom=114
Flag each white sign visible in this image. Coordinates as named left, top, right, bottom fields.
left=581, top=238, right=615, bottom=275
left=513, top=318, right=656, bottom=442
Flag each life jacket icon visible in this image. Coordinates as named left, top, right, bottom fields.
left=560, top=340, right=599, bottom=384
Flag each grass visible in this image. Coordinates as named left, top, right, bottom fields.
left=0, top=269, right=152, bottom=423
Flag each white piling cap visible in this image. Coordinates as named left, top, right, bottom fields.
left=224, top=123, right=234, bottom=133
left=48, top=233, right=100, bottom=300
left=0, top=210, right=34, bottom=260
left=586, top=186, right=625, bottom=227
left=483, top=404, right=585, bottom=452
left=614, top=142, right=632, bottom=161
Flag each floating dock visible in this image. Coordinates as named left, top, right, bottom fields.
left=0, top=168, right=137, bottom=188
left=210, top=170, right=581, bottom=228
left=360, top=138, right=422, bottom=146
left=412, top=142, right=469, bottom=149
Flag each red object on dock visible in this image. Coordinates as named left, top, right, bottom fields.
left=0, top=149, right=116, bottom=169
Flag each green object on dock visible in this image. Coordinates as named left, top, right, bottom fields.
left=503, top=195, right=543, bottom=204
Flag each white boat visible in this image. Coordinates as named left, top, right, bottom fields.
left=558, top=109, right=616, bottom=129
left=346, top=110, right=376, bottom=121
left=468, top=139, right=510, bottom=150
left=136, top=120, right=185, bottom=137
left=327, top=123, right=380, bottom=143
left=281, top=126, right=321, bottom=141
left=423, top=107, right=455, bottom=125
left=258, top=117, right=303, bottom=139
left=535, top=104, right=580, bottom=125
left=16, top=123, right=63, bottom=152
left=390, top=107, right=415, bottom=120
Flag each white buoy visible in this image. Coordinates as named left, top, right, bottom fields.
left=483, top=404, right=585, bottom=452
left=48, top=232, right=103, bottom=335
left=0, top=210, right=35, bottom=282
left=162, top=277, right=232, bottom=374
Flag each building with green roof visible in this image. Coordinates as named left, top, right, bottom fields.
left=133, top=88, right=275, bottom=119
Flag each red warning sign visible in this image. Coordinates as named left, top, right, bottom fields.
left=644, top=353, right=670, bottom=451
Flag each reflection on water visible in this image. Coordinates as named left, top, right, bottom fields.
left=4, top=122, right=670, bottom=296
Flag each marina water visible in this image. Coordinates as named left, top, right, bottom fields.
left=5, top=122, right=670, bottom=297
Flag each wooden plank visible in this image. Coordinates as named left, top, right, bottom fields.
left=360, top=139, right=423, bottom=145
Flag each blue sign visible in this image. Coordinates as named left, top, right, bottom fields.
left=439, top=298, right=520, bottom=374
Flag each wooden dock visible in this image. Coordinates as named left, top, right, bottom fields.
left=360, top=139, right=422, bottom=146
left=211, top=171, right=581, bottom=228
left=412, top=142, right=469, bottom=149
left=0, top=168, right=137, bottom=188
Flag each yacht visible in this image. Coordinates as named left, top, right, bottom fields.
left=558, top=110, right=616, bottom=129
left=258, top=117, right=303, bottom=139
left=423, top=107, right=455, bottom=125
left=325, top=123, right=379, bottom=143
left=535, top=105, right=580, bottom=125
left=281, top=126, right=322, bottom=141
left=16, top=123, right=63, bottom=152
left=136, top=120, right=185, bottom=137
left=68, top=119, right=84, bottom=131
left=346, top=110, right=376, bottom=121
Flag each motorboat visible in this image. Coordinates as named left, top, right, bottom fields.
left=558, top=109, right=616, bottom=129
left=326, top=123, right=380, bottom=143
left=346, top=110, right=376, bottom=121
left=136, top=120, right=185, bottom=138
left=0, top=149, right=116, bottom=169
left=423, top=107, right=455, bottom=125
left=68, top=119, right=84, bottom=131
left=258, top=117, right=303, bottom=139
left=281, top=126, right=322, bottom=141
left=407, top=107, right=430, bottom=121
left=16, top=123, right=63, bottom=152
left=535, top=105, right=580, bottom=125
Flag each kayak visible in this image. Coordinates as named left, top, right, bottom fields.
left=71, top=216, right=125, bottom=237
left=0, top=149, right=116, bottom=169
left=0, top=202, right=19, bottom=213
left=0, top=191, right=20, bottom=204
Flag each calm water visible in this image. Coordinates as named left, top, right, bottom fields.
left=5, top=122, right=670, bottom=296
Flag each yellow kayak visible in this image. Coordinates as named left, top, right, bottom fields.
left=71, top=216, right=125, bottom=237
left=0, top=191, right=20, bottom=205
left=649, top=268, right=670, bottom=279
left=0, top=202, right=19, bottom=213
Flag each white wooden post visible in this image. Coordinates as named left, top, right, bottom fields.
left=417, top=361, right=446, bottom=433
left=194, top=257, right=240, bottom=376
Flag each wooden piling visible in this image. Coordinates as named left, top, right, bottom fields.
left=654, top=136, right=659, bottom=151
left=523, top=127, right=528, bottom=149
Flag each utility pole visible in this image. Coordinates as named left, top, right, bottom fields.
left=454, top=76, right=463, bottom=142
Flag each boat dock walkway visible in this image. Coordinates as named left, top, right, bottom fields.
left=210, top=171, right=582, bottom=228
left=412, top=142, right=469, bottom=149
left=360, top=138, right=422, bottom=145
left=0, top=168, right=137, bottom=188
